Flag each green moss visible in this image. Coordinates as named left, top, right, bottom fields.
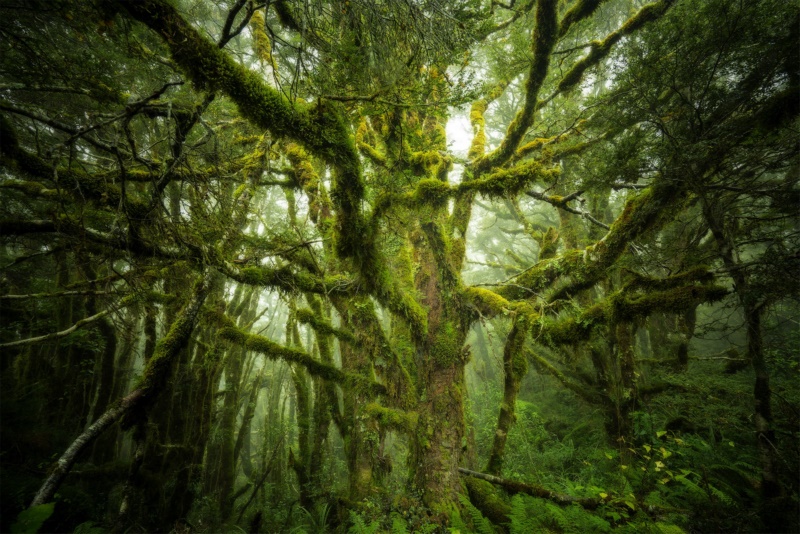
left=430, top=320, right=463, bottom=366
left=122, top=0, right=374, bottom=272
left=295, top=307, right=357, bottom=344
left=464, top=477, right=512, bottom=526
left=218, top=323, right=387, bottom=396
left=413, top=178, right=451, bottom=206
left=364, top=402, right=418, bottom=434
left=460, top=160, right=560, bottom=198
left=462, top=286, right=510, bottom=316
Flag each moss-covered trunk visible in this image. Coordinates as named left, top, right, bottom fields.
left=409, top=222, right=469, bottom=509
left=410, top=353, right=467, bottom=509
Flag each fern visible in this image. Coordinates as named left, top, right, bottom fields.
left=390, top=512, right=409, bottom=534
left=457, top=493, right=495, bottom=534
left=655, top=522, right=687, bottom=534
left=508, top=494, right=610, bottom=533
left=347, top=511, right=381, bottom=534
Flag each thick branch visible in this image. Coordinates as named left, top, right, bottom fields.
left=116, top=0, right=371, bottom=268
left=473, top=0, right=559, bottom=175
left=217, top=320, right=386, bottom=397
left=30, top=274, right=210, bottom=507
left=458, top=468, right=600, bottom=509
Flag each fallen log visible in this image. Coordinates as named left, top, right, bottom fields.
left=458, top=467, right=601, bottom=509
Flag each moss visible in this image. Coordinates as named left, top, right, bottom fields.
left=218, top=323, right=387, bottom=396
left=430, top=320, right=463, bottom=366
left=464, top=477, right=511, bottom=526
left=413, top=178, right=451, bottom=206
left=364, top=402, right=418, bottom=434
left=472, top=0, right=559, bottom=175
left=121, top=0, right=374, bottom=272
left=460, top=160, right=560, bottom=198
left=233, top=265, right=353, bottom=296
left=538, top=226, right=560, bottom=259
left=559, top=0, right=605, bottom=38
left=462, top=286, right=510, bottom=316
left=557, top=0, right=675, bottom=94
left=249, top=10, right=276, bottom=68
left=295, top=307, right=357, bottom=344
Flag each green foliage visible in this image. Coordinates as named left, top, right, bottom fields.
left=508, top=494, right=610, bottom=534
left=347, top=510, right=381, bottom=534
left=292, top=503, right=332, bottom=533
left=456, top=493, right=495, bottom=534
left=71, top=521, right=106, bottom=534
left=10, top=503, right=54, bottom=534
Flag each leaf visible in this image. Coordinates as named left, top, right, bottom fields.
left=11, top=503, right=55, bottom=534
left=656, top=431, right=667, bottom=438
left=624, top=500, right=636, bottom=510
left=728, top=441, right=735, bottom=447
left=599, top=492, right=608, bottom=499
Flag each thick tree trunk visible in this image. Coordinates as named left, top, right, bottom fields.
left=411, top=357, right=466, bottom=509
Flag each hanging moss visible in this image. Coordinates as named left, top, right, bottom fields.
left=249, top=9, right=276, bottom=69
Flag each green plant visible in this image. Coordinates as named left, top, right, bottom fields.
left=10, top=503, right=54, bottom=534
left=347, top=510, right=381, bottom=534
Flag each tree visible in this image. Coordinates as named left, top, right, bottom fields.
left=0, top=0, right=796, bottom=531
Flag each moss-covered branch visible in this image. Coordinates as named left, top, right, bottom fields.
left=219, top=264, right=355, bottom=296
left=558, top=0, right=609, bottom=39
left=499, top=180, right=686, bottom=301
left=216, top=318, right=387, bottom=397
left=555, top=0, right=676, bottom=95
left=472, top=0, right=559, bottom=175
left=115, top=0, right=372, bottom=270
left=538, top=283, right=728, bottom=347
left=459, top=468, right=600, bottom=509
left=295, top=307, right=357, bottom=345
left=462, top=286, right=511, bottom=317
left=526, top=349, right=600, bottom=403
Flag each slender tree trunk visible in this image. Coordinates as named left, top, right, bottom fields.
left=30, top=274, right=210, bottom=508
left=486, top=317, right=529, bottom=475
left=702, top=202, right=782, bottom=526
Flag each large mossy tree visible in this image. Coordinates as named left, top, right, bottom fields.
left=0, top=0, right=797, bottom=531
